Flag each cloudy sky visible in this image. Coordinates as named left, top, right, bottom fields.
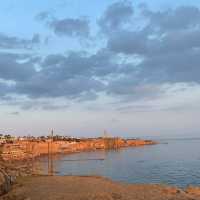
left=0, top=0, right=200, bottom=137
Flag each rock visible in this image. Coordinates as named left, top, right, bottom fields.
left=162, top=186, right=181, bottom=195
left=185, top=186, right=200, bottom=196
left=0, top=169, right=11, bottom=196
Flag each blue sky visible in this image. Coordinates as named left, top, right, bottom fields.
left=0, top=0, right=200, bottom=137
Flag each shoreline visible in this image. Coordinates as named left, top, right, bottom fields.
left=1, top=175, right=200, bottom=200
left=0, top=138, right=160, bottom=199
left=0, top=139, right=157, bottom=196
left=0, top=138, right=156, bottom=161
left=2, top=142, right=200, bottom=199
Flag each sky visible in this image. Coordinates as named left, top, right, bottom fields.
left=0, top=0, right=200, bottom=137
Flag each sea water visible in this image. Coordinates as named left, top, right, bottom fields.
left=41, top=138, right=200, bottom=188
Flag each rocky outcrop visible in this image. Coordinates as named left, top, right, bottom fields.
left=185, top=186, right=200, bottom=197
left=0, top=160, right=34, bottom=197
left=125, top=139, right=156, bottom=146
left=0, top=138, right=157, bottom=161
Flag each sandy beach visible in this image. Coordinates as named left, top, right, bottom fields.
left=1, top=175, right=200, bottom=200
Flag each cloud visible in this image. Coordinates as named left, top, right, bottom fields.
left=41, top=50, right=117, bottom=80
left=9, top=111, right=20, bottom=115
left=0, top=51, right=108, bottom=100
left=99, top=0, right=134, bottom=33
left=12, top=50, right=118, bottom=100
left=49, top=18, right=90, bottom=38
left=0, top=53, right=37, bottom=82
left=141, top=5, right=200, bottom=32
left=1, top=2, right=200, bottom=112
left=0, top=81, right=13, bottom=98
left=36, top=11, right=90, bottom=38
left=0, top=33, right=40, bottom=49
left=15, top=74, right=104, bottom=99
left=106, top=4, right=200, bottom=86
left=31, top=34, right=40, bottom=44
left=0, top=53, right=37, bottom=85
left=1, top=96, right=70, bottom=111
left=35, top=11, right=53, bottom=21
left=107, top=80, right=164, bottom=100
left=107, top=30, right=147, bottom=55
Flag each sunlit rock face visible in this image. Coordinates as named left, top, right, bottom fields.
left=0, top=138, right=156, bottom=161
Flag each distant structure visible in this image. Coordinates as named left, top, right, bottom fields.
left=48, top=129, right=54, bottom=176
left=103, top=130, right=109, bottom=138
left=103, top=130, right=120, bottom=149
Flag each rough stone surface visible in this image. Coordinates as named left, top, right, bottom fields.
left=185, top=186, right=200, bottom=196
left=1, top=139, right=156, bottom=161
left=0, top=160, right=34, bottom=197
left=1, top=176, right=199, bottom=200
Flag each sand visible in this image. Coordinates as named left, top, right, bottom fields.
left=1, top=175, right=200, bottom=200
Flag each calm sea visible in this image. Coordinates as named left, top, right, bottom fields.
left=40, top=138, right=200, bottom=188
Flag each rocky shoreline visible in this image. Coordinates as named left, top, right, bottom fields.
left=1, top=158, right=200, bottom=200
left=0, top=159, right=39, bottom=196
left=1, top=175, right=200, bottom=200
left=0, top=138, right=156, bottom=197
left=0, top=138, right=167, bottom=199
left=0, top=138, right=156, bottom=161
left=1, top=149, right=200, bottom=199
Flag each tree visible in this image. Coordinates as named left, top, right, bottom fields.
left=4, top=135, right=12, bottom=140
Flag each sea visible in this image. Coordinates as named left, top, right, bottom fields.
left=40, top=138, right=200, bottom=188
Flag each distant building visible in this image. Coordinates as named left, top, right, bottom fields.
left=0, top=134, right=16, bottom=144
left=0, top=135, right=6, bottom=144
